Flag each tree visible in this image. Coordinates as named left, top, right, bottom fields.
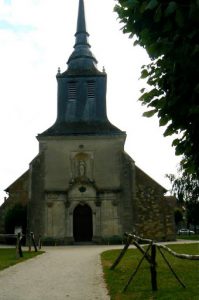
left=167, top=169, right=199, bottom=231
left=174, top=208, right=183, bottom=228
left=186, top=200, right=199, bottom=231
left=114, top=0, right=199, bottom=177
left=5, top=203, right=27, bottom=234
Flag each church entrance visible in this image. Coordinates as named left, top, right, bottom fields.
left=73, top=204, right=93, bottom=242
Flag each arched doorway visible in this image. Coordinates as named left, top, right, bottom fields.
left=73, top=204, right=93, bottom=242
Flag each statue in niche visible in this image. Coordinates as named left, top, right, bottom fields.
left=70, top=152, right=94, bottom=182
left=79, top=160, right=86, bottom=177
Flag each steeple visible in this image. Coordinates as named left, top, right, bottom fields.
left=38, top=0, right=124, bottom=137
left=75, top=0, right=89, bottom=47
left=67, top=0, right=98, bottom=72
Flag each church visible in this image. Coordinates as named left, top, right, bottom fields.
left=1, top=0, right=175, bottom=244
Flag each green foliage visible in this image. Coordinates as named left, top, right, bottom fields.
left=115, top=0, right=199, bottom=177
left=4, top=203, right=27, bottom=234
left=186, top=200, right=199, bottom=228
left=101, top=244, right=199, bottom=299
left=174, top=208, right=183, bottom=226
left=102, top=235, right=124, bottom=245
left=167, top=168, right=199, bottom=228
left=41, top=237, right=57, bottom=246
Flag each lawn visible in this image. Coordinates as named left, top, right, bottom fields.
left=0, top=248, right=44, bottom=271
left=101, top=243, right=199, bottom=300
left=177, top=234, right=199, bottom=241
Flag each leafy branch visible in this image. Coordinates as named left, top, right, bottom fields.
left=115, top=0, right=199, bottom=177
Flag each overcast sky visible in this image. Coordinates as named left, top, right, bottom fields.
left=0, top=0, right=180, bottom=205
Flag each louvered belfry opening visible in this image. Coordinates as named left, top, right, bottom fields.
left=87, top=81, right=95, bottom=101
left=68, top=82, right=77, bottom=102
left=85, top=80, right=96, bottom=119
left=66, top=81, right=77, bottom=120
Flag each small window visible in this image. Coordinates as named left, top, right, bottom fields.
left=87, top=81, right=95, bottom=101
left=82, top=81, right=96, bottom=120
left=66, top=82, right=77, bottom=120
left=68, top=82, right=77, bottom=101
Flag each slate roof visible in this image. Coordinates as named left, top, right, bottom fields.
left=38, top=121, right=125, bottom=137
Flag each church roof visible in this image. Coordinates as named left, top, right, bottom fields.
left=4, top=170, right=29, bottom=193
left=38, top=121, right=124, bottom=137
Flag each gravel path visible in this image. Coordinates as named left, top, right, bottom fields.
left=0, top=245, right=115, bottom=300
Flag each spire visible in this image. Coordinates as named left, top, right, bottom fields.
left=67, top=0, right=98, bottom=72
left=75, top=0, right=89, bottom=47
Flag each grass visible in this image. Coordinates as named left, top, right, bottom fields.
left=177, top=234, right=199, bottom=241
left=0, top=248, right=44, bottom=271
left=101, top=243, right=199, bottom=300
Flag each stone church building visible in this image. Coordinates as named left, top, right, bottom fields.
left=1, top=0, right=175, bottom=244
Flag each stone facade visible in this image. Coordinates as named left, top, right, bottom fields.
left=27, top=135, right=175, bottom=243
left=28, top=135, right=127, bottom=243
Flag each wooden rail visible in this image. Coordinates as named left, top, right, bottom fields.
left=110, top=232, right=199, bottom=292
left=0, top=232, right=40, bottom=258
left=0, top=233, right=23, bottom=258
left=157, top=243, right=199, bottom=260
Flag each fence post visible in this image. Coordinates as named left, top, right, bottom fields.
left=110, top=234, right=133, bottom=270
left=123, top=243, right=152, bottom=292
left=28, top=233, right=31, bottom=252
left=16, top=233, right=23, bottom=258
left=157, top=246, right=186, bottom=288
left=30, top=232, right=38, bottom=252
left=150, top=243, right=157, bottom=291
left=16, top=233, right=19, bottom=259
left=38, top=235, right=42, bottom=250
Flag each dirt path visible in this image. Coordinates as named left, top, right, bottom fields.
left=0, top=245, right=114, bottom=300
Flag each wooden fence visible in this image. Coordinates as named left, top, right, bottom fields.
left=0, top=232, right=40, bottom=259
left=110, top=232, right=199, bottom=292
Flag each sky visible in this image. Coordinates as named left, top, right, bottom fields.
left=0, top=0, right=180, bottom=205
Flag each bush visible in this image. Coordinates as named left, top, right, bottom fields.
left=102, top=235, right=124, bottom=245
left=4, top=204, right=27, bottom=235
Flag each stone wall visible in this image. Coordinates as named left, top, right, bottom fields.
left=134, top=166, right=176, bottom=241
left=120, top=152, right=135, bottom=233
left=26, top=134, right=127, bottom=243
left=0, top=171, right=29, bottom=235
left=28, top=153, right=45, bottom=240
left=38, top=135, right=126, bottom=192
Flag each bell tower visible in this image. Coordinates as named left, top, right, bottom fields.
left=39, top=0, right=123, bottom=137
